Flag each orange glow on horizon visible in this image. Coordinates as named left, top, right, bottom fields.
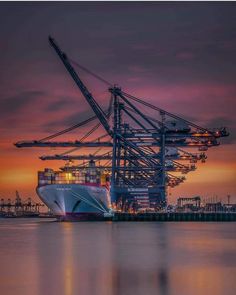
left=0, top=144, right=235, bottom=203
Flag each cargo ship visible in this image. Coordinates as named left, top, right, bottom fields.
left=36, top=160, right=112, bottom=221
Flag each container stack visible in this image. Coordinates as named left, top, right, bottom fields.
left=38, top=169, right=55, bottom=186
left=38, top=167, right=110, bottom=187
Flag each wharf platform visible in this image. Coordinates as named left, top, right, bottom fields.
left=112, top=212, right=236, bottom=222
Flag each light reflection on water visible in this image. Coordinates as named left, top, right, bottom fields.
left=0, top=219, right=235, bottom=295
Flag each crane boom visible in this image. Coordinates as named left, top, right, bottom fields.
left=48, top=36, right=112, bottom=136
left=15, top=141, right=113, bottom=148
left=39, top=153, right=204, bottom=161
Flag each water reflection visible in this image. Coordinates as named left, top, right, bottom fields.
left=110, top=223, right=170, bottom=295
left=63, top=223, right=73, bottom=295
left=0, top=220, right=235, bottom=295
left=0, top=219, right=40, bottom=295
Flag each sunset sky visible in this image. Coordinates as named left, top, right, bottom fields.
left=0, top=2, right=235, bottom=203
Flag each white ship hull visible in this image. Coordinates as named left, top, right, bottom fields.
left=37, top=184, right=112, bottom=221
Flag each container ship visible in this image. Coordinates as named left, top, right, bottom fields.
left=37, top=160, right=112, bottom=221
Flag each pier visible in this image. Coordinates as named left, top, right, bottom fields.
left=112, top=212, right=236, bottom=222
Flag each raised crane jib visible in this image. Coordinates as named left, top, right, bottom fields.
left=48, top=36, right=112, bottom=137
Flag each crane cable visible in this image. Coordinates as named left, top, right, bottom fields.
left=39, top=82, right=113, bottom=143
left=69, top=56, right=214, bottom=135
left=38, top=114, right=98, bottom=142
left=122, top=91, right=212, bottom=133
left=57, top=95, right=113, bottom=156
left=70, top=59, right=112, bottom=87
left=62, top=57, right=215, bottom=138
left=58, top=121, right=102, bottom=156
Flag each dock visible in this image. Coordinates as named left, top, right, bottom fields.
left=112, top=212, right=236, bottom=222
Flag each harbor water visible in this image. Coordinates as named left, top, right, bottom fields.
left=0, top=219, right=235, bottom=295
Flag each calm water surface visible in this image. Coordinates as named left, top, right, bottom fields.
left=0, top=219, right=235, bottom=295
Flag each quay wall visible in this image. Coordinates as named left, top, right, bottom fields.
left=112, top=212, right=236, bottom=222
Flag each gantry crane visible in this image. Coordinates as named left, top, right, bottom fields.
left=15, top=37, right=229, bottom=210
